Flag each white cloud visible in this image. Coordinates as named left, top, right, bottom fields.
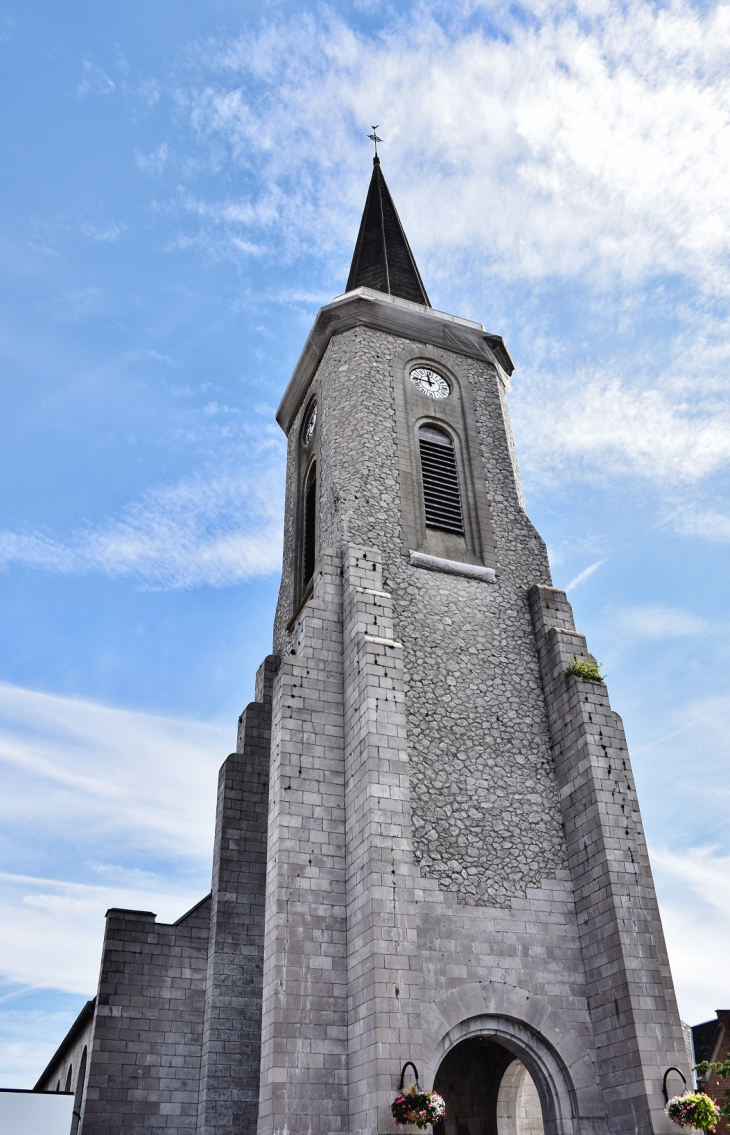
left=0, top=681, right=227, bottom=858
left=77, top=59, right=116, bottom=98
left=639, top=693, right=730, bottom=818
left=181, top=2, right=730, bottom=293
left=136, top=78, right=160, bottom=107
left=671, top=506, right=730, bottom=544
left=43, top=287, right=108, bottom=324
left=629, top=695, right=730, bottom=1030
left=566, top=558, right=606, bottom=590
left=0, top=1004, right=85, bottom=1088
left=514, top=373, right=730, bottom=487
left=78, top=221, right=124, bottom=242
left=0, top=681, right=227, bottom=1003
left=135, top=141, right=169, bottom=177
left=202, top=401, right=239, bottom=416
left=0, top=873, right=205, bottom=996
left=170, top=3, right=730, bottom=507
left=651, top=845, right=730, bottom=1025
left=0, top=459, right=284, bottom=589
left=613, top=604, right=709, bottom=639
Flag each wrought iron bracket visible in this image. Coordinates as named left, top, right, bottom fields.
left=399, top=1062, right=420, bottom=1091
left=662, top=1066, right=687, bottom=1104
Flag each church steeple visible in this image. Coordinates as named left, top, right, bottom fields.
left=345, top=155, right=431, bottom=307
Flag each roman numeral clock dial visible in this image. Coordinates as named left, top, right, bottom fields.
left=410, top=366, right=450, bottom=399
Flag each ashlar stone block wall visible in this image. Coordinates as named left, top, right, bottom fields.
left=341, top=546, right=422, bottom=1135
left=81, top=901, right=211, bottom=1135
left=258, top=552, right=350, bottom=1135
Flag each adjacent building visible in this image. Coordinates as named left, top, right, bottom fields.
left=692, top=1012, right=730, bottom=1134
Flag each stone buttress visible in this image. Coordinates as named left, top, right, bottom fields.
left=529, top=586, right=689, bottom=1132
left=197, top=656, right=276, bottom=1135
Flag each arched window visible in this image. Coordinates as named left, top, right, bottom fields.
left=418, top=425, right=464, bottom=535
left=302, top=462, right=317, bottom=589
left=64, top=1065, right=73, bottom=1092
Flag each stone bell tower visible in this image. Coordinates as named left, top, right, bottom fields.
left=258, top=154, right=691, bottom=1135
left=36, top=154, right=692, bottom=1135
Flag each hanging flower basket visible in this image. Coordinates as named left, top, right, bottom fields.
left=391, top=1084, right=446, bottom=1129
left=666, top=1092, right=721, bottom=1131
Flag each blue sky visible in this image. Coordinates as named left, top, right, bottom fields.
left=2, top=0, right=730, bottom=1086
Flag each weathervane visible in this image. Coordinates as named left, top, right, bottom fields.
left=367, top=126, right=382, bottom=156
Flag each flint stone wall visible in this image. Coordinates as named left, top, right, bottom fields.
left=274, top=324, right=566, bottom=906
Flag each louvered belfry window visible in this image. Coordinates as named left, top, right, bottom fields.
left=302, top=464, right=317, bottom=586
left=418, top=425, right=465, bottom=535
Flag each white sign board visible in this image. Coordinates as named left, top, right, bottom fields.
left=0, top=1090, right=74, bottom=1135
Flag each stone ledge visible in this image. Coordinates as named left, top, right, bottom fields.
left=408, top=550, right=496, bottom=583
left=276, top=292, right=512, bottom=433
left=362, top=634, right=402, bottom=648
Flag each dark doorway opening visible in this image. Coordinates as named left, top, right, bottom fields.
left=433, top=1037, right=544, bottom=1135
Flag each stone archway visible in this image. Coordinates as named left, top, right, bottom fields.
left=433, top=1036, right=545, bottom=1135
left=429, top=1016, right=576, bottom=1135
left=421, top=982, right=605, bottom=1135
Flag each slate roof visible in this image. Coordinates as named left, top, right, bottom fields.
left=693, top=1017, right=724, bottom=1064
left=346, top=156, right=431, bottom=306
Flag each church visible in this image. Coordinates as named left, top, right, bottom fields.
left=35, top=153, right=692, bottom=1135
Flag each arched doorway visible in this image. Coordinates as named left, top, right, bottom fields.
left=433, top=1038, right=545, bottom=1135
left=423, top=986, right=596, bottom=1135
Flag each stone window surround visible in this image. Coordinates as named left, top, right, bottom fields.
left=392, top=343, right=498, bottom=574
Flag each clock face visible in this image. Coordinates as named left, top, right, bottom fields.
left=303, top=404, right=317, bottom=446
left=410, top=367, right=450, bottom=400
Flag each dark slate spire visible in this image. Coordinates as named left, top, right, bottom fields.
left=346, top=156, right=431, bottom=307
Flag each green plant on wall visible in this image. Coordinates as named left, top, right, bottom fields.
left=565, top=656, right=605, bottom=683
left=695, top=1059, right=730, bottom=1124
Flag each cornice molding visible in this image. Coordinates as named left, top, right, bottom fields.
left=275, top=288, right=514, bottom=435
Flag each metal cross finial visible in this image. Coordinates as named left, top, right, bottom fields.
left=367, top=126, right=382, bottom=156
